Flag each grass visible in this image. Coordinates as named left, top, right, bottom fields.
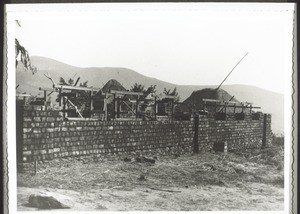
left=18, top=145, right=284, bottom=190
left=17, top=135, right=285, bottom=211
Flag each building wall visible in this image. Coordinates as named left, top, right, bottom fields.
left=19, top=105, right=272, bottom=163
left=197, top=113, right=272, bottom=152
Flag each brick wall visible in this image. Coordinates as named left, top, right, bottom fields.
left=18, top=105, right=272, bottom=163
left=197, top=113, right=272, bottom=153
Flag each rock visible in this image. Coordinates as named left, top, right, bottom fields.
left=203, top=163, right=217, bottom=171
left=123, top=157, right=132, bottom=162
left=135, top=157, right=143, bottom=163
left=135, top=156, right=156, bottom=164
left=144, top=157, right=156, bottom=164
left=83, top=158, right=90, bottom=164
left=28, top=194, right=70, bottom=209
left=216, top=180, right=228, bottom=187
left=138, top=174, right=147, bottom=181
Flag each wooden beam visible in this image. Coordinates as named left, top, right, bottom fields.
left=39, top=87, right=57, bottom=92
left=224, top=100, right=239, bottom=104
left=204, top=104, right=261, bottom=109
left=16, top=94, right=31, bottom=97
left=64, top=96, right=83, bottom=118
left=203, top=99, right=240, bottom=105
left=55, top=85, right=101, bottom=92
left=60, top=109, right=77, bottom=113
left=110, top=90, right=143, bottom=96
left=65, top=117, right=98, bottom=121
left=159, top=95, right=178, bottom=100
left=60, top=92, right=76, bottom=97
left=202, top=98, right=222, bottom=103
left=114, top=97, right=130, bottom=101
left=121, top=100, right=137, bottom=116
left=241, top=102, right=253, bottom=105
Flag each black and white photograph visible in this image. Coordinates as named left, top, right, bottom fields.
left=4, top=3, right=296, bottom=213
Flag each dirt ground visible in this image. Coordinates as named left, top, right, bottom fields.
left=17, top=148, right=284, bottom=211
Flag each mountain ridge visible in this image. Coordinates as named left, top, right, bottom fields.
left=16, top=56, right=284, bottom=134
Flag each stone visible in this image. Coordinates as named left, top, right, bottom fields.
left=138, top=174, right=147, bottom=181
left=27, top=194, right=70, bottom=209
left=135, top=156, right=156, bottom=164
left=123, top=157, right=132, bottom=162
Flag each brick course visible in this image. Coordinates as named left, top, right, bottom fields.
left=18, top=105, right=272, bottom=163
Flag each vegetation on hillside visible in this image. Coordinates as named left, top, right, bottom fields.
left=130, top=83, right=157, bottom=99
left=15, top=20, right=37, bottom=74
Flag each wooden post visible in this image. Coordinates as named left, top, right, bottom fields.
left=136, top=95, right=139, bottom=119
left=116, top=98, right=120, bottom=118
left=112, top=94, right=116, bottom=119
left=104, top=93, right=107, bottom=121
left=63, top=96, right=66, bottom=119
left=171, top=100, right=174, bottom=119
left=154, top=97, right=157, bottom=120
left=59, top=88, right=62, bottom=107
left=43, top=90, right=47, bottom=105
left=193, top=114, right=199, bottom=154
left=90, top=91, right=93, bottom=111
left=234, top=103, right=236, bottom=113
left=262, top=114, right=267, bottom=149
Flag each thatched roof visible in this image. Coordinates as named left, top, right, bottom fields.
left=101, top=79, right=127, bottom=93
left=183, top=88, right=240, bottom=112
left=93, top=79, right=127, bottom=98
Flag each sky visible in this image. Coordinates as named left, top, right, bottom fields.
left=14, top=3, right=294, bottom=94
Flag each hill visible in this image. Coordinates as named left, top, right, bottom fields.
left=16, top=56, right=284, bottom=134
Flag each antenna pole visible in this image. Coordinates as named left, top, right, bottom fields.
left=216, top=52, right=248, bottom=91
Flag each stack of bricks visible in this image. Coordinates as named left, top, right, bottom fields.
left=19, top=105, right=272, bottom=163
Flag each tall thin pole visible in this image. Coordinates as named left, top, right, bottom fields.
left=216, top=52, right=248, bottom=91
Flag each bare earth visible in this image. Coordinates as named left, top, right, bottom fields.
left=17, top=151, right=284, bottom=211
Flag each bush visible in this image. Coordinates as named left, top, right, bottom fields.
left=271, top=133, right=284, bottom=147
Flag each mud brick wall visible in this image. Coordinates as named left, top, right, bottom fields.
left=197, top=113, right=272, bottom=152
left=20, top=106, right=194, bottom=162
left=19, top=105, right=271, bottom=163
